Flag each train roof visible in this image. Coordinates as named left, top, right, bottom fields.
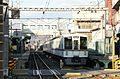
left=51, top=33, right=87, bottom=40
left=62, top=33, right=87, bottom=37
left=43, top=33, right=87, bottom=44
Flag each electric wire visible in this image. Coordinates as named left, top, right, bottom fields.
left=41, top=0, right=51, bottom=18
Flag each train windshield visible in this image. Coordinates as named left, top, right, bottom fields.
left=64, top=37, right=72, bottom=49
left=80, top=37, right=87, bottom=49
left=74, top=40, right=78, bottom=50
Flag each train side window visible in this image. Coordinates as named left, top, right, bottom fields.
left=80, top=37, right=87, bottom=49
left=64, top=37, right=72, bottom=49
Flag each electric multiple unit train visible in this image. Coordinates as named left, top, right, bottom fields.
left=42, top=33, right=88, bottom=65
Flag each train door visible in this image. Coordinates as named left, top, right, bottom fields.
left=73, top=40, right=78, bottom=50
left=72, top=36, right=80, bottom=58
left=73, top=36, right=79, bottom=50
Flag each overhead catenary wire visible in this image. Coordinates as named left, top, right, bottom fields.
left=32, top=0, right=52, bottom=30
left=89, top=0, right=104, bottom=6
left=42, top=0, right=51, bottom=18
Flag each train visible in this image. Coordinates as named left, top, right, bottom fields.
left=42, top=33, right=88, bottom=66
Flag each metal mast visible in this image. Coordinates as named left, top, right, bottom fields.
left=106, top=0, right=115, bottom=69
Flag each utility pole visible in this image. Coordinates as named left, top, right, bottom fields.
left=0, top=0, right=4, bottom=78
left=109, top=0, right=115, bottom=69
left=58, top=18, right=62, bottom=35
left=1, top=0, right=9, bottom=78
left=106, top=0, right=115, bottom=69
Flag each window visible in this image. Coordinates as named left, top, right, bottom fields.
left=78, top=25, right=80, bottom=29
left=0, top=24, right=3, bottom=32
left=38, top=25, right=43, bottom=29
left=52, top=25, right=57, bottom=29
left=0, top=15, right=3, bottom=23
left=0, top=35, right=3, bottom=42
left=44, top=25, right=50, bottom=29
left=30, top=25, right=35, bottom=26
left=74, top=40, right=78, bottom=50
left=64, top=37, right=72, bottom=49
left=80, top=37, right=87, bottom=49
left=0, top=6, right=3, bottom=14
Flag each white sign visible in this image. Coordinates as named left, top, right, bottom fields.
left=106, top=24, right=112, bottom=30
left=109, top=55, right=118, bottom=60
left=106, top=30, right=112, bottom=37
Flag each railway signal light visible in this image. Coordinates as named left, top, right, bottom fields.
left=8, top=58, right=16, bottom=71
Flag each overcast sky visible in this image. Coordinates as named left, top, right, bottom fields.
left=10, top=0, right=105, bottom=7
left=10, top=0, right=105, bottom=26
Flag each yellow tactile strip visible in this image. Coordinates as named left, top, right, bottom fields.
left=63, top=69, right=120, bottom=79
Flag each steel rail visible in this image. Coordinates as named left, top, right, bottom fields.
left=36, top=53, right=61, bottom=79
left=32, top=53, right=42, bottom=79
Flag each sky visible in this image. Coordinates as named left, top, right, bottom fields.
left=9, top=0, right=105, bottom=18
left=10, top=0, right=105, bottom=30
left=10, top=0, right=105, bottom=7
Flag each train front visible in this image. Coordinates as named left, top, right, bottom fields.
left=63, top=34, right=88, bottom=65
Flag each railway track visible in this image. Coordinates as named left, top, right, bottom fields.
left=31, top=53, right=62, bottom=79
left=25, top=52, right=120, bottom=79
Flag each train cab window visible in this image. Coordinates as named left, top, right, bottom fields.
left=80, top=37, right=87, bottom=49
left=64, top=37, right=72, bottom=49
left=74, top=40, right=78, bottom=50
